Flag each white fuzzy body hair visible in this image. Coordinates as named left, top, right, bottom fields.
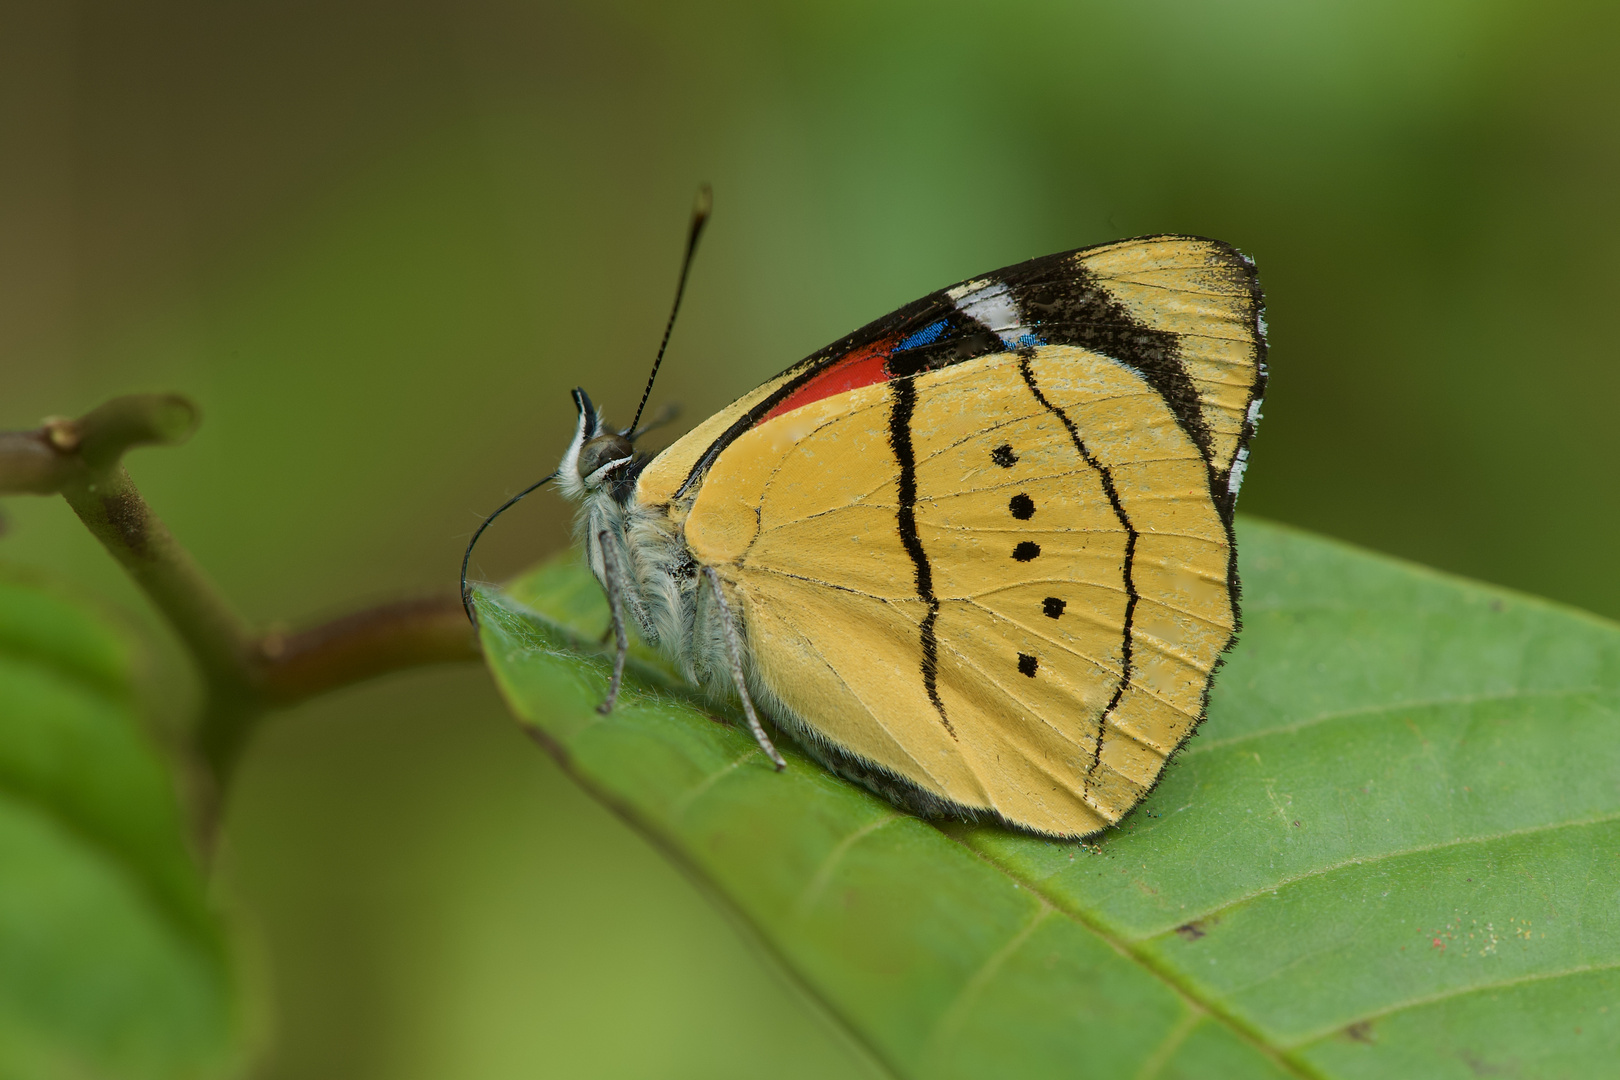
left=559, top=402, right=732, bottom=698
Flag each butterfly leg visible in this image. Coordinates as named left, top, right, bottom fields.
left=596, top=531, right=629, bottom=715
left=703, top=566, right=787, bottom=771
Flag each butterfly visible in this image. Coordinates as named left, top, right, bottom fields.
left=472, top=203, right=1266, bottom=839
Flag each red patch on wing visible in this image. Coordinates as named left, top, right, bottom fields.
left=756, top=337, right=896, bottom=426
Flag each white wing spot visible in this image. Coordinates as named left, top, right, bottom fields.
left=1227, top=447, right=1250, bottom=496
left=948, top=279, right=1028, bottom=346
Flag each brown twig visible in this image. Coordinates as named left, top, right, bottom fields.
left=0, top=394, right=482, bottom=839
left=259, top=595, right=480, bottom=705
left=0, top=393, right=200, bottom=494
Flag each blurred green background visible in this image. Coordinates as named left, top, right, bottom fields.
left=2, top=1, right=1617, bottom=1076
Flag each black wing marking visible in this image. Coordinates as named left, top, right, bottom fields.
left=670, top=235, right=1266, bottom=524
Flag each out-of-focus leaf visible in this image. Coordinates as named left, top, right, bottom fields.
left=0, top=571, right=240, bottom=1079
left=477, top=518, right=1620, bottom=1079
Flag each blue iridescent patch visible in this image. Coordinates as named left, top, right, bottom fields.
left=896, top=319, right=951, bottom=351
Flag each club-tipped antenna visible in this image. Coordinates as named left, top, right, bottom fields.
left=627, top=184, right=711, bottom=436
left=460, top=473, right=556, bottom=625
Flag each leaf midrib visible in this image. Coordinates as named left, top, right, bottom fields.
left=931, top=797, right=1620, bottom=1073
left=938, top=825, right=1316, bottom=1079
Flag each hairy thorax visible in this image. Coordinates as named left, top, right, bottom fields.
left=576, top=484, right=722, bottom=689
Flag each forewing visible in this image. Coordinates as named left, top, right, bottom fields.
left=636, top=235, right=1265, bottom=511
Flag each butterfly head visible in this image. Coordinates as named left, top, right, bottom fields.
left=558, top=387, right=636, bottom=500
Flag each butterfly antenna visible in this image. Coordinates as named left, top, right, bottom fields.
left=460, top=473, right=556, bottom=625
left=627, top=184, right=711, bottom=436
left=626, top=400, right=681, bottom=442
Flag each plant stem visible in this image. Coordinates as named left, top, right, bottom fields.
left=1, top=395, right=482, bottom=837
left=57, top=464, right=264, bottom=777
left=258, top=595, right=481, bottom=706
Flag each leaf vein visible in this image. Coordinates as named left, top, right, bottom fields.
left=1157, top=809, right=1620, bottom=933
left=1186, top=688, right=1605, bottom=757
left=926, top=904, right=1054, bottom=1060
left=1133, top=1010, right=1205, bottom=1080
left=790, top=812, right=903, bottom=922
left=1287, top=958, right=1620, bottom=1049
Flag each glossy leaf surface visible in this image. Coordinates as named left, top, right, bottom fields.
left=0, top=572, right=238, bottom=1079
left=477, top=518, right=1620, bottom=1079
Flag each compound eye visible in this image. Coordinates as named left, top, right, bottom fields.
left=576, top=434, right=633, bottom=481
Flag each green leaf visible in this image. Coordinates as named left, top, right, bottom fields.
left=477, top=518, right=1620, bottom=1079
left=0, top=570, right=242, bottom=1079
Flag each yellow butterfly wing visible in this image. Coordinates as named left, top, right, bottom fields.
left=679, top=344, right=1231, bottom=837
left=1075, top=235, right=1264, bottom=487
left=640, top=235, right=1263, bottom=837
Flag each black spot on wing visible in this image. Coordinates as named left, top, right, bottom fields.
left=991, top=444, right=1018, bottom=468
left=1013, top=541, right=1041, bottom=562
left=1009, top=493, right=1035, bottom=519
left=1043, top=596, right=1066, bottom=619
left=1017, top=653, right=1038, bottom=678
left=1017, top=352, right=1138, bottom=782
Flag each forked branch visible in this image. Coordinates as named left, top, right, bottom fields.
left=0, top=394, right=481, bottom=835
